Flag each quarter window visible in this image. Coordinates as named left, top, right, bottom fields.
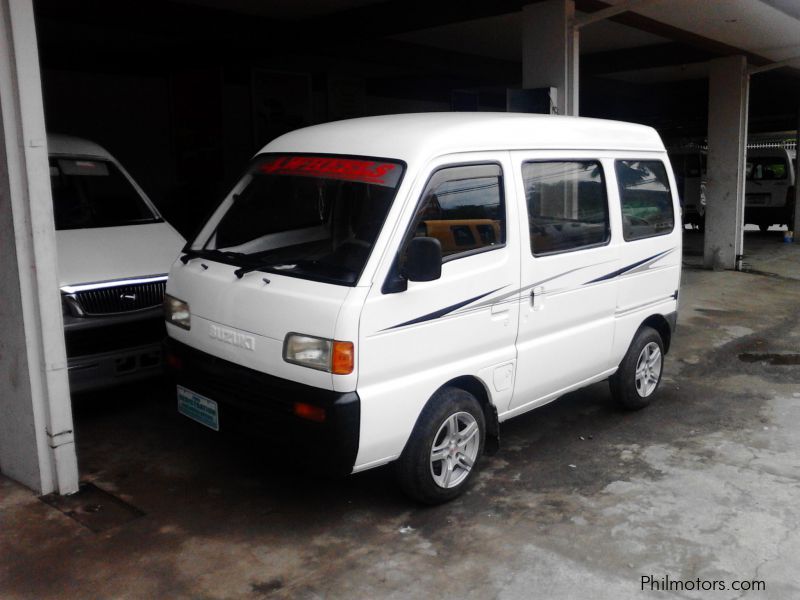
left=522, top=161, right=610, bottom=255
left=616, top=160, right=675, bottom=241
left=410, top=164, right=505, bottom=260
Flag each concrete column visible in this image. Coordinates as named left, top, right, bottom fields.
left=522, top=0, right=579, bottom=116
left=704, top=56, right=749, bottom=270
left=793, top=109, right=800, bottom=236
left=0, top=0, right=79, bottom=494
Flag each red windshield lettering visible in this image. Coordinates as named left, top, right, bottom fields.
left=258, top=156, right=400, bottom=186
left=259, top=157, right=287, bottom=173
left=371, top=164, right=396, bottom=179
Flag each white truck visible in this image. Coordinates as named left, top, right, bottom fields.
left=745, top=147, right=796, bottom=231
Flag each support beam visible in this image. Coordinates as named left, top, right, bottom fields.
left=522, top=0, right=579, bottom=116
left=0, top=0, right=78, bottom=494
left=573, top=0, right=665, bottom=29
left=703, top=56, right=750, bottom=271
left=748, top=56, right=800, bottom=76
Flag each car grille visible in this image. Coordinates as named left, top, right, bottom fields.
left=71, top=280, right=167, bottom=315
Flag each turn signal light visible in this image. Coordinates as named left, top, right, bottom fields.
left=332, top=341, right=354, bottom=375
left=294, top=402, right=326, bottom=423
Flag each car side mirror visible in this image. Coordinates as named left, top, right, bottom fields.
left=404, top=237, right=442, bottom=282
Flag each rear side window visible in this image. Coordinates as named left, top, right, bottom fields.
left=409, top=163, right=505, bottom=261
left=616, top=160, right=675, bottom=241
left=522, top=161, right=609, bottom=255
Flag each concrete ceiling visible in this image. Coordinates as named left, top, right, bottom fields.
left=170, top=0, right=387, bottom=20
left=392, top=11, right=671, bottom=58
left=605, top=0, right=800, bottom=63
left=172, top=0, right=800, bottom=82
left=392, top=0, right=800, bottom=79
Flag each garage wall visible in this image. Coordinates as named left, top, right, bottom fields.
left=41, top=69, right=174, bottom=215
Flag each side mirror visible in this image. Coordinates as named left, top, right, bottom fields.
left=404, top=237, right=442, bottom=282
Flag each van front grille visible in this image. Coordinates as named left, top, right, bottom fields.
left=70, top=280, right=167, bottom=315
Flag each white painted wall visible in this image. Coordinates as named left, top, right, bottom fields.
left=0, top=0, right=78, bottom=495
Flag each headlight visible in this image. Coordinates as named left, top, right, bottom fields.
left=164, top=294, right=191, bottom=330
left=283, top=333, right=353, bottom=374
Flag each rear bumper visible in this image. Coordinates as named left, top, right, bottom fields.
left=164, top=339, right=360, bottom=476
left=745, top=205, right=791, bottom=225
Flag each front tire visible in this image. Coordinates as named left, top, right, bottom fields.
left=396, top=387, right=485, bottom=505
left=610, top=326, right=664, bottom=410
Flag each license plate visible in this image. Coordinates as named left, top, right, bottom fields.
left=177, top=386, right=219, bottom=431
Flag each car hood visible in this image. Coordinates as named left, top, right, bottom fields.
left=56, top=222, right=185, bottom=288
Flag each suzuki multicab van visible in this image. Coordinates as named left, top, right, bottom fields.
left=164, top=113, right=681, bottom=503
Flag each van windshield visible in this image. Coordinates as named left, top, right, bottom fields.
left=746, top=156, right=788, bottom=181
left=195, top=154, right=405, bottom=286
left=49, top=157, right=161, bottom=230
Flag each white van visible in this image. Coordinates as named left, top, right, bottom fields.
left=668, top=147, right=706, bottom=230
left=164, top=114, right=681, bottom=503
left=745, top=147, right=796, bottom=231
left=50, top=134, right=185, bottom=393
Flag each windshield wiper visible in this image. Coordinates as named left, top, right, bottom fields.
left=180, top=249, right=247, bottom=264
left=233, top=260, right=302, bottom=279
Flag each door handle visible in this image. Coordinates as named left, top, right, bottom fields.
left=531, top=286, right=544, bottom=310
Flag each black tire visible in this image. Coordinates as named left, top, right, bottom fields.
left=396, top=387, right=485, bottom=505
left=609, top=326, right=665, bottom=411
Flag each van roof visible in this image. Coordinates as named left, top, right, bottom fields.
left=262, top=113, right=665, bottom=161
left=747, top=147, right=795, bottom=159
left=47, top=134, right=114, bottom=160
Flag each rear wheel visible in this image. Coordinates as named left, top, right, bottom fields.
left=610, top=326, right=664, bottom=410
left=396, top=387, right=485, bottom=504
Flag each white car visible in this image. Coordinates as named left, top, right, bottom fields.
left=164, top=113, right=681, bottom=503
left=50, top=134, right=185, bottom=393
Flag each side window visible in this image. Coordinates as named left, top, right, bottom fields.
left=410, top=164, right=505, bottom=260
left=616, top=160, right=675, bottom=241
left=522, top=160, right=610, bottom=255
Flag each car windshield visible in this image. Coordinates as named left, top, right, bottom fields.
left=50, top=157, right=160, bottom=230
left=194, top=154, right=405, bottom=286
left=746, top=156, right=788, bottom=181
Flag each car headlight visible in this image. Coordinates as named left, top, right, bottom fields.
left=164, top=294, right=191, bottom=330
left=283, top=333, right=354, bottom=374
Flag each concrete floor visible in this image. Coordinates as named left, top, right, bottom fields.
left=2, top=231, right=800, bottom=599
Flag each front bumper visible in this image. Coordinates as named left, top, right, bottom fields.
left=164, top=339, right=360, bottom=476
left=64, top=307, right=166, bottom=393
